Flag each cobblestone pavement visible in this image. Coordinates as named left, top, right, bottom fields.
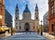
left=43, top=32, right=55, bottom=40
left=0, top=32, right=48, bottom=40
left=0, top=32, right=11, bottom=38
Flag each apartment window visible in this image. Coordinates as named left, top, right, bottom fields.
left=0, top=5, right=1, bottom=8
left=50, top=0, right=53, bottom=2
left=51, top=6, right=54, bottom=14
left=0, top=23, right=2, bottom=27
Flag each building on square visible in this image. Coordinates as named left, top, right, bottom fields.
left=0, top=0, right=12, bottom=28
left=0, top=0, right=5, bottom=27
left=15, top=4, right=39, bottom=32
left=48, top=0, right=55, bottom=34
left=5, top=9, right=12, bottom=28
left=43, top=12, right=49, bottom=32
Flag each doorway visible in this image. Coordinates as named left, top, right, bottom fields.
left=24, top=23, right=30, bottom=32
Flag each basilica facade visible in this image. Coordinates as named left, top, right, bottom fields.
left=15, top=4, right=39, bottom=32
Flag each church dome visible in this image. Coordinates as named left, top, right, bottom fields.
left=23, top=4, right=31, bottom=20
left=23, top=4, right=30, bottom=13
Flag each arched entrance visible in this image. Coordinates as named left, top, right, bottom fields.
left=24, top=23, right=30, bottom=32
left=52, top=24, right=54, bottom=32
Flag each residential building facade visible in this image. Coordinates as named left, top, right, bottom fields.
left=43, top=12, right=48, bottom=32
left=48, top=0, right=55, bottom=34
left=5, top=9, right=12, bottom=28
left=0, top=0, right=5, bottom=27
left=0, top=0, right=12, bottom=28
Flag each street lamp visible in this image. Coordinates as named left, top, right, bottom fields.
left=11, top=22, right=13, bottom=35
left=40, top=20, right=43, bottom=35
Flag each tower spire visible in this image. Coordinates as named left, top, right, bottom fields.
left=16, top=4, right=18, bottom=8
left=35, top=4, right=39, bottom=20
left=15, top=4, right=19, bottom=29
left=26, top=4, right=28, bottom=9
left=35, top=4, right=38, bottom=11
left=16, top=4, right=19, bottom=11
left=15, top=4, right=19, bottom=20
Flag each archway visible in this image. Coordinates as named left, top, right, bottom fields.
left=52, top=24, right=54, bottom=32
left=24, top=23, right=30, bottom=32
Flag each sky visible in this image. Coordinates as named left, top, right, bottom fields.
left=4, top=0, right=48, bottom=27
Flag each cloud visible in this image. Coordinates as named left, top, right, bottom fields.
left=37, top=0, right=48, bottom=24
left=5, top=0, right=48, bottom=26
left=38, top=0, right=48, bottom=20
left=25, top=0, right=48, bottom=24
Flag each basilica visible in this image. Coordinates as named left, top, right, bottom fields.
left=15, top=4, right=39, bottom=32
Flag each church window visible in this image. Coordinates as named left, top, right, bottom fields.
left=16, top=26, right=18, bottom=29
left=36, top=17, right=38, bottom=19
left=33, top=26, right=35, bottom=29
left=16, top=17, right=18, bottom=19
left=19, top=26, right=21, bottom=30
left=16, top=23, right=17, bottom=24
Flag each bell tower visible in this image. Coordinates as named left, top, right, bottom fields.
left=35, top=4, right=39, bottom=20
left=15, top=4, right=19, bottom=29
left=15, top=4, right=19, bottom=20
left=35, top=4, right=39, bottom=32
left=0, top=0, right=5, bottom=27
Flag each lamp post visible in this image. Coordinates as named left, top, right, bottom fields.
left=11, top=22, right=13, bottom=35
left=11, top=26, right=13, bottom=35
left=40, top=20, right=43, bottom=35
